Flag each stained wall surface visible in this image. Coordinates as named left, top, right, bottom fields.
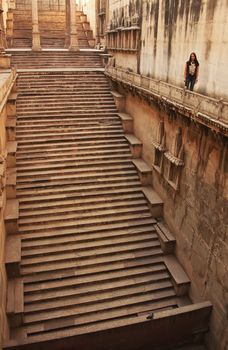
left=140, top=0, right=228, bottom=99
left=107, top=0, right=228, bottom=99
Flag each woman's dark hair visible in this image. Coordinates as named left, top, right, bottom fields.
left=187, top=52, right=199, bottom=66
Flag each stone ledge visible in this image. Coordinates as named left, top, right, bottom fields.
left=8, top=93, right=18, bottom=102
left=5, top=236, right=21, bottom=277
left=4, top=199, right=19, bottom=234
left=155, top=221, right=176, bottom=254
left=0, top=53, right=11, bottom=69
left=132, top=159, right=152, bottom=185
left=6, top=168, right=17, bottom=199
left=117, top=112, right=133, bottom=132
left=3, top=301, right=212, bottom=349
left=6, top=117, right=16, bottom=141
left=7, top=278, right=24, bottom=327
left=111, top=90, right=125, bottom=112
left=125, top=134, right=142, bottom=158
left=142, top=186, right=163, bottom=219
left=164, top=255, right=190, bottom=296
left=6, top=141, right=17, bottom=168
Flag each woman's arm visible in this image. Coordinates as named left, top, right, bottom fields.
left=196, top=66, right=199, bottom=81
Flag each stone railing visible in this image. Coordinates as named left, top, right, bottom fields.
left=0, top=68, right=17, bottom=114
left=105, top=66, right=228, bottom=135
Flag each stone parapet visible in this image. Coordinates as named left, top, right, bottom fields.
left=0, top=69, right=17, bottom=115
left=105, top=66, right=228, bottom=136
left=0, top=68, right=17, bottom=349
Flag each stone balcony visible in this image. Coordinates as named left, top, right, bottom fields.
left=105, top=66, right=228, bottom=136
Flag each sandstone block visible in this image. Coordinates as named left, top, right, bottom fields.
left=5, top=236, right=21, bottom=277
left=4, top=199, right=19, bottom=234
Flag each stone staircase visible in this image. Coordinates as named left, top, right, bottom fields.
left=7, top=1, right=94, bottom=49
left=9, top=50, right=103, bottom=69
left=3, top=51, right=211, bottom=350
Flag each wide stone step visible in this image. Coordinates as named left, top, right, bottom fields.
left=24, top=280, right=174, bottom=315
left=16, top=144, right=129, bottom=159
left=17, top=105, right=116, bottom=113
left=16, top=101, right=114, bottom=110
left=19, top=203, right=149, bottom=226
left=23, top=297, right=178, bottom=338
left=16, top=131, right=122, bottom=144
left=17, top=175, right=137, bottom=192
left=20, top=217, right=156, bottom=244
left=19, top=212, right=153, bottom=237
left=16, top=149, right=130, bottom=165
left=17, top=118, right=119, bottom=126
left=17, top=76, right=107, bottom=82
left=21, top=246, right=162, bottom=275
left=24, top=274, right=171, bottom=309
left=16, top=123, right=122, bottom=134
left=19, top=191, right=144, bottom=214
left=17, top=171, right=136, bottom=190
left=17, top=88, right=109, bottom=95
left=24, top=270, right=169, bottom=304
left=17, top=135, right=127, bottom=149
left=16, top=153, right=130, bottom=171
left=17, top=101, right=114, bottom=109
left=23, top=287, right=176, bottom=325
left=19, top=206, right=150, bottom=233
left=16, top=126, right=121, bottom=139
left=17, top=112, right=119, bottom=121
left=13, top=63, right=103, bottom=68
left=17, top=89, right=110, bottom=95
left=16, top=97, right=113, bottom=106
left=21, top=222, right=156, bottom=248
left=17, top=161, right=133, bottom=178
left=16, top=159, right=132, bottom=177
left=24, top=262, right=167, bottom=293
left=21, top=232, right=158, bottom=263
left=23, top=253, right=162, bottom=284
left=16, top=139, right=128, bottom=153
left=17, top=108, right=117, bottom=117
left=17, top=82, right=109, bottom=88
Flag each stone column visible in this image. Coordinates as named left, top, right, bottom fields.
left=32, top=0, right=41, bottom=51
left=65, top=0, right=70, bottom=48
left=69, top=0, right=78, bottom=51
left=0, top=1, right=11, bottom=68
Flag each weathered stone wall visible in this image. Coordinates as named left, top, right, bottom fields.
left=38, top=0, right=65, bottom=11
left=0, top=202, right=8, bottom=350
left=121, top=90, right=227, bottom=350
left=106, top=0, right=228, bottom=99
left=106, top=0, right=140, bottom=69
left=140, top=0, right=228, bottom=99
